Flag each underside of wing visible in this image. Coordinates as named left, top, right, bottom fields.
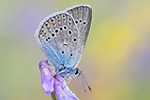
left=35, top=12, right=79, bottom=68
left=66, top=5, right=92, bottom=67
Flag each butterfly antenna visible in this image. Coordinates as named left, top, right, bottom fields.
left=81, top=71, right=87, bottom=92
left=81, top=71, right=92, bottom=92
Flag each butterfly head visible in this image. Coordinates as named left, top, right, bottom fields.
left=73, top=68, right=81, bottom=77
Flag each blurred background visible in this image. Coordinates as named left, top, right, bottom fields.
left=0, top=0, right=150, bottom=100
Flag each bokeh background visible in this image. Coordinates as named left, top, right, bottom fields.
left=0, top=0, right=150, bottom=100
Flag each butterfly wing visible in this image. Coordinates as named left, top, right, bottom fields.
left=35, top=5, right=92, bottom=70
left=35, top=12, right=79, bottom=68
left=66, top=5, right=92, bottom=67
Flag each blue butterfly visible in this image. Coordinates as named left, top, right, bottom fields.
left=35, top=4, right=92, bottom=85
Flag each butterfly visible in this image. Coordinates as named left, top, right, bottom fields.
left=35, top=4, right=92, bottom=87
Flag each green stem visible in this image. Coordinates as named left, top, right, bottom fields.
left=51, top=92, right=57, bottom=100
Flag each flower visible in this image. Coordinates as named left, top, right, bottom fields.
left=39, top=60, right=79, bottom=100
left=39, top=60, right=54, bottom=96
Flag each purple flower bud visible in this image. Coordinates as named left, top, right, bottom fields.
left=39, top=60, right=54, bottom=96
left=39, top=60, right=79, bottom=100
left=54, top=75, right=79, bottom=100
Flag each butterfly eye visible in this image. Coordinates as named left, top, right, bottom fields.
left=75, top=68, right=79, bottom=75
left=62, top=51, right=64, bottom=54
left=74, top=68, right=81, bottom=77
left=70, top=54, right=73, bottom=56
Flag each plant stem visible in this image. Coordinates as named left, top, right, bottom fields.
left=51, top=92, right=57, bottom=100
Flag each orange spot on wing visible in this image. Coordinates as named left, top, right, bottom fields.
left=41, top=34, right=44, bottom=37
left=47, top=25, right=50, bottom=29
left=52, top=22, right=55, bottom=25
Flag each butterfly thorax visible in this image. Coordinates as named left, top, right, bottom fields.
left=55, top=65, right=81, bottom=78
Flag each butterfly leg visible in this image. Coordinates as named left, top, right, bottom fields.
left=58, top=75, right=72, bottom=89
left=62, top=76, right=72, bottom=89
left=58, top=75, right=70, bottom=84
left=46, top=60, right=51, bottom=66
